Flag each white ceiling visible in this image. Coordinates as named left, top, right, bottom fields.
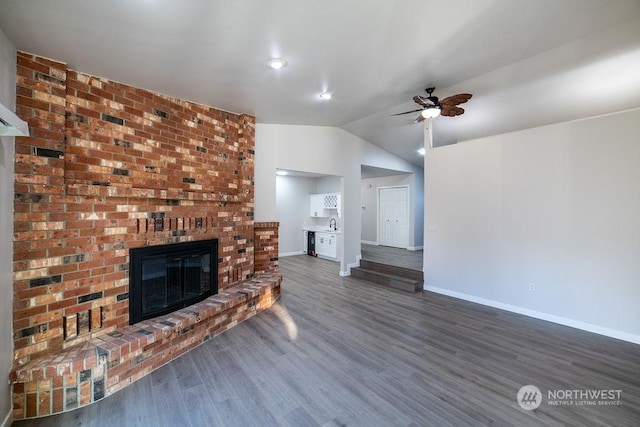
left=1, top=0, right=640, bottom=167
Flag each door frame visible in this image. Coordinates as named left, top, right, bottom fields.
left=376, top=185, right=410, bottom=248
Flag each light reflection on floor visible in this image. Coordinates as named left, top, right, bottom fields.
left=270, top=301, right=298, bottom=341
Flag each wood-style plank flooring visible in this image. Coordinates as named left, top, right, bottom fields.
left=14, top=255, right=640, bottom=426
left=361, top=244, right=423, bottom=271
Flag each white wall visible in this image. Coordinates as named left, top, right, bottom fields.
left=424, top=109, right=640, bottom=343
left=361, top=174, right=425, bottom=249
left=316, top=176, right=341, bottom=194
left=0, top=28, right=15, bottom=427
left=276, top=175, right=317, bottom=255
left=256, top=124, right=423, bottom=275
left=276, top=174, right=345, bottom=256
left=360, top=179, right=379, bottom=244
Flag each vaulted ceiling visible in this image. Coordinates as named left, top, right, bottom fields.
left=1, top=0, right=639, bottom=166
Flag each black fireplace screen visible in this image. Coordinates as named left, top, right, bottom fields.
left=129, top=239, right=218, bottom=324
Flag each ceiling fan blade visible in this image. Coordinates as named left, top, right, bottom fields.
left=413, top=95, right=428, bottom=106
left=441, top=106, right=465, bottom=117
left=390, top=108, right=424, bottom=116
left=439, top=93, right=472, bottom=107
left=413, top=95, right=436, bottom=107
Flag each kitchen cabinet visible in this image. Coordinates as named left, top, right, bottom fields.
left=327, top=234, right=337, bottom=258
left=323, top=194, right=338, bottom=209
left=324, top=193, right=341, bottom=218
left=309, top=194, right=325, bottom=217
left=309, top=193, right=341, bottom=218
left=316, top=233, right=328, bottom=256
left=315, top=231, right=337, bottom=259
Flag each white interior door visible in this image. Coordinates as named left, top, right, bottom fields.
left=378, top=186, right=409, bottom=248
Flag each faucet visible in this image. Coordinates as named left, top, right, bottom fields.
left=329, top=217, right=337, bottom=230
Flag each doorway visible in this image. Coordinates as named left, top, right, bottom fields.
left=378, top=185, right=409, bottom=248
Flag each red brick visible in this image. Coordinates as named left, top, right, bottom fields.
left=13, top=305, right=48, bottom=322
left=13, top=247, right=47, bottom=260
left=46, top=298, right=76, bottom=311
left=17, top=55, right=51, bottom=75
left=48, top=264, right=78, bottom=275
left=62, top=270, right=91, bottom=282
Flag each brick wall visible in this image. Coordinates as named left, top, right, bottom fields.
left=254, top=222, right=279, bottom=274
left=13, top=52, right=258, bottom=365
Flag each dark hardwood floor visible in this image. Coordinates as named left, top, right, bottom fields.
left=14, top=255, right=640, bottom=426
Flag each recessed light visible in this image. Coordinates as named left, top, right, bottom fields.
left=417, top=148, right=426, bottom=155
left=267, top=58, right=287, bottom=70
left=319, top=92, right=332, bottom=100
left=276, top=170, right=288, bottom=176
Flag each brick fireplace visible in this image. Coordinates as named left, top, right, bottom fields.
left=128, top=239, right=219, bottom=324
left=10, top=52, right=282, bottom=419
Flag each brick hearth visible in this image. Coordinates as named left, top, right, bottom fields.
left=11, top=51, right=281, bottom=419
left=11, top=271, right=281, bottom=419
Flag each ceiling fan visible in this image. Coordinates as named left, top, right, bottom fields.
left=391, top=87, right=472, bottom=122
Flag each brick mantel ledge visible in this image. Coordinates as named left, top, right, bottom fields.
left=10, top=272, right=282, bottom=420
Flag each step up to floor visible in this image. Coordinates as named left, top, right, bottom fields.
left=351, top=260, right=423, bottom=293
left=359, top=260, right=423, bottom=281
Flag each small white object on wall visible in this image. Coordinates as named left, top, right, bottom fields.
left=0, top=101, right=29, bottom=136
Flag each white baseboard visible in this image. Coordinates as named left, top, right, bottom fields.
left=317, top=255, right=338, bottom=262
left=341, top=254, right=361, bottom=277
left=361, top=240, right=377, bottom=245
left=279, top=251, right=305, bottom=257
left=1, top=408, right=11, bottom=427
left=424, top=285, right=640, bottom=345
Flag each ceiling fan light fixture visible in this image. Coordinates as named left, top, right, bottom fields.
left=319, top=92, right=332, bottom=100
left=266, top=58, right=287, bottom=70
left=421, top=107, right=441, bottom=119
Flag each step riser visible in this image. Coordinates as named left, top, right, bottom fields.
left=351, top=268, right=423, bottom=293
left=359, top=260, right=423, bottom=281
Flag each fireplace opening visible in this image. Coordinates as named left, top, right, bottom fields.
left=129, top=239, right=218, bottom=324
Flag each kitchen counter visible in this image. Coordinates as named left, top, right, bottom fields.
left=303, top=226, right=341, bottom=234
